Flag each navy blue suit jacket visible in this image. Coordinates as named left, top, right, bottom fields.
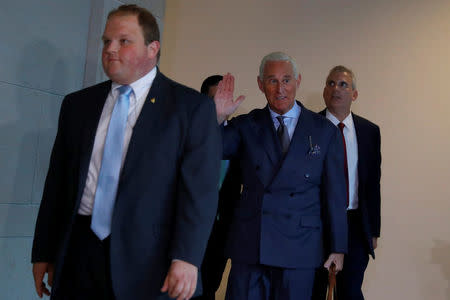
left=222, top=102, right=348, bottom=269
left=320, top=110, right=381, bottom=258
left=32, top=71, right=221, bottom=300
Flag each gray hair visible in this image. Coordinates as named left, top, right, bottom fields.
left=327, top=65, right=357, bottom=89
left=259, top=52, right=299, bottom=80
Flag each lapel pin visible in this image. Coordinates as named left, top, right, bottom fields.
left=150, top=98, right=156, bottom=103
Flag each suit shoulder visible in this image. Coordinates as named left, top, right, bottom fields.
left=353, top=114, right=380, bottom=132
left=65, top=80, right=111, bottom=99
left=160, top=73, right=211, bottom=107
left=229, top=106, right=267, bottom=125
left=62, top=80, right=111, bottom=106
left=302, top=106, right=336, bottom=130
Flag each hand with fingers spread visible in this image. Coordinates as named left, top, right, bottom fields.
left=213, top=73, right=245, bottom=124
left=32, top=262, right=54, bottom=298
left=161, top=260, right=198, bottom=300
left=324, top=253, right=344, bottom=274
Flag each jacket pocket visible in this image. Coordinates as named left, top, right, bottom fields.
left=299, top=216, right=322, bottom=229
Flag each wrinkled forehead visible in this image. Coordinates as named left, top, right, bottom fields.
left=262, top=60, right=295, bottom=77
left=327, top=71, right=352, bottom=83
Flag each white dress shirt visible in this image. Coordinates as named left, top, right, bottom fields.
left=326, top=110, right=359, bottom=209
left=78, top=67, right=157, bottom=215
left=269, top=102, right=301, bottom=141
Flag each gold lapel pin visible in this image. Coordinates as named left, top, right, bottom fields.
left=150, top=98, right=156, bottom=103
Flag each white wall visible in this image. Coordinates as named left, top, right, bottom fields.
left=161, top=1, right=450, bottom=299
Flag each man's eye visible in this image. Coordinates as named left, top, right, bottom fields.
left=283, top=79, right=290, bottom=84
left=269, top=79, right=278, bottom=84
left=120, top=39, right=130, bottom=45
left=103, top=39, right=111, bottom=46
left=339, top=82, right=348, bottom=88
left=327, top=81, right=335, bottom=87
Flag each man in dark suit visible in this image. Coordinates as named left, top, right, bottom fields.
left=193, top=75, right=242, bottom=300
left=213, top=52, right=348, bottom=300
left=31, top=5, right=220, bottom=300
left=312, top=65, right=381, bottom=300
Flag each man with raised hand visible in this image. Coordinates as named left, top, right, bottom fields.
left=213, top=52, right=348, bottom=300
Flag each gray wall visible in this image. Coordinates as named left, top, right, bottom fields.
left=0, top=1, right=164, bottom=298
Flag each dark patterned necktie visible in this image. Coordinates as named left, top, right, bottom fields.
left=276, top=116, right=290, bottom=155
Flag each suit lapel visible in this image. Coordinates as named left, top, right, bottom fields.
left=281, top=102, right=315, bottom=170
left=261, top=102, right=314, bottom=188
left=353, top=113, right=367, bottom=182
left=77, top=81, right=112, bottom=205
left=253, top=106, right=281, bottom=167
left=120, top=71, right=167, bottom=177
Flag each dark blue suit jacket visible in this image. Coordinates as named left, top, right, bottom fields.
left=319, top=110, right=381, bottom=258
left=32, top=71, right=221, bottom=300
left=222, top=102, right=348, bottom=269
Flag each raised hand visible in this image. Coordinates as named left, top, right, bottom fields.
left=213, top=73, right=245, bottom=124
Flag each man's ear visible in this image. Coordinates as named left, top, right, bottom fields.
left=147, top=41, right=160, bottom=60
left=352, top=89, right=358, bottom=102
left=257, top=76, right=264, bottom=93
left=296, top=74, right=302, bottom=88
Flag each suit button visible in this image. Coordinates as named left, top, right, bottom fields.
left=304, top=173, right=310, bottom=179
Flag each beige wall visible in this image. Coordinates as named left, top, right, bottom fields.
left=161, top=1, right=450, bottom=299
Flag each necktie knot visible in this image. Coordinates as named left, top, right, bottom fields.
left=338, top=122, right=345, bottom=131
left=118, top=85, right=132, bottom=97
left=276, top=115, right=285, bottom=126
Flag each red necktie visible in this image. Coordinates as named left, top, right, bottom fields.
left=338, top=122, right=349, bottom=207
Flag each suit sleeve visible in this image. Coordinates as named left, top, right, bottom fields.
left=31, top=97, right=71, bottom=263
left=169, top=98, right=222, bottom=267
left=322, top=126, right=348, bottom=254
left=221, top=118, right=242, bottom=160
left=371, top=126, right=381, bottom=238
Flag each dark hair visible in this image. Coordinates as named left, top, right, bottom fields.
left=107, top=4, right=160, bottom=60
left=200, top=75, right=223, bottom=95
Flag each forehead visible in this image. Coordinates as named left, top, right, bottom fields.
left=263, top=60, right=294, bottom=78
left=327, top=71, right=352, bottom=83
left=104, top=14, right=141, bottom=35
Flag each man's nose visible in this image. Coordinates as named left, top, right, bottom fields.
left=276, top=82, right=283, bottom=93
left=104, top=41, right=118, bottom=53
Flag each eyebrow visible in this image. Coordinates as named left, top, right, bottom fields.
left=102, top=33, right=131, bottom=40
left=265, top=75, right=292, bottom=79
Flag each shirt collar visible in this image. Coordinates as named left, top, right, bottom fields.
left=325, top=109, right=355, bottom=130
left=269, top=101, right=301, bottom=120
left=111, top=66, right=157, bottom=98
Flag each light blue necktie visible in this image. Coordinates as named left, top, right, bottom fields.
left=91, top=85, right=132, bottom=240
